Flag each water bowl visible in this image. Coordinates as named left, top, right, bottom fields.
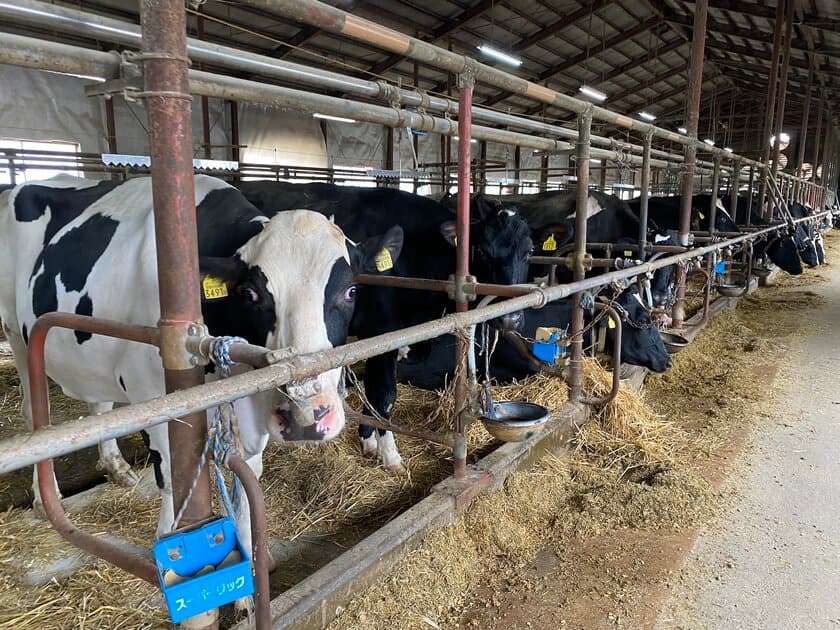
left=480, top=401, right=551, bottom=443
left=752, top=266, right=773, bottom=279
left=659, top=331, right=689, bottom=354
left=716, top=275, right=748, bottom=297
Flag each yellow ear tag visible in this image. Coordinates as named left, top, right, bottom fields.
left=542, top=234, right=558, bottom=251
left=374, top=248, right=393, bottom=272
left=623, top=250, right=633, bottom=257
left=202, top=275, right=228, bottom=300
left=607, top=317, right=616, bottom=329
left=698, top=212, right=705, bottom=219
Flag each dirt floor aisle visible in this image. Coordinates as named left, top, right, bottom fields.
left=656, top=263, right=840, bottom=629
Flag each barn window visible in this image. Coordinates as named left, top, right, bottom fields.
left=0, top=138, right=81, bottom=185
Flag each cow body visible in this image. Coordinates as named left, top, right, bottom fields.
left=238, top=181, right=532, bottom=470
left=397, top=284, right=671, bottom=390
left=0, top=175, right=393, bottom=557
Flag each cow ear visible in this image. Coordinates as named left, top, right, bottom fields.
left=534, top=223, right=569, bottom=252
left=351, top=225, right=404, bottom=274
left=198, top=257, right=247, bottom=302
left=471, top=194, right=501, bottom=222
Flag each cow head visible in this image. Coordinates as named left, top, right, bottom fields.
left=200, top=211, right=402, bottom=443
left=440, top=195, right=533, bottom=331
left=763, top=232, right=803, bottom=275
left=649, top=230, right=680, bottom=309
left=606, top=285, right=671, bottom=373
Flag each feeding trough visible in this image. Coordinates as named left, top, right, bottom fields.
left=716, top=274, right=748, bottom=297
left=659, top=331, right=689, bottom=354
left=480, top=395, right=551, bottom=443
left=752, top=265, right=773, bottom=279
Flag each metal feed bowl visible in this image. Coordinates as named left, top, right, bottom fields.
left=752, top=266, right=773, bottom=279
left=659, top=331, right=689, bottom=354
left=716, top=275, right=748, bottom=297
left=480, top=401, right=550, bottom=443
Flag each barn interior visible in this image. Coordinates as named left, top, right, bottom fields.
left=0, top=0, right=838, bottom=628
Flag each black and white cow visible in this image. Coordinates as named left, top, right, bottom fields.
left=397, top=283, right=671, bottom=390
left=627, top=193, right=740, bottom=234
left=0, top=175, right=398, bottom=555
left=238, top=181, right=533, bottom=471
left=457, top=191, right=680, bottom=311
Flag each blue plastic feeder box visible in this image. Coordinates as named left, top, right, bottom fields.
left=531, top=327, right=567, bottom=365
left=714, top=260, right=726, bottom=275
left=153, top=516, right=254, bottom=624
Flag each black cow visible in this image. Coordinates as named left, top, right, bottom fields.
left=238, top=181, right=533, bottom=471
left=627, top=194, right=739, bottom=234
left=397, top=283, right=671, bottom=390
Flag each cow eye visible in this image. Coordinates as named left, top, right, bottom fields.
left=343, top=286, right=357, bottom=302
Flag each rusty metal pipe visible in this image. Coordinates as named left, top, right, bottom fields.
left=568, top=108, right=592, bottom=402
left=771, top=0, right=795, bottom=180
left=638, top=131, right=652, bottom=262
left=344, top=406, right=455, bottom=447
left=673, top=0, right=708, bottom=329
left=1, top=211, right=828, bottom=477
left=27, top=314, right=159, bottom=584
left=758, top=0, right=786, bottom=219
left=226, top=456, right=270, bottom=630
left=580, top=303, right=621, bottom=407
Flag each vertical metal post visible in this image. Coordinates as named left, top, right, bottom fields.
left=821, top=123, right=834, bottom=208
left=539, top=153, right=549, bottom=191
left=513, top=144, right=521, bottom=193
left=452, top=71, right=474, bottom=480
left=730, top=159, right=740, bottom=223
left=383, top=125, right=394, bottom=188
left=568, top=106, right=592, bottom=402
left=599, top=158, right=607, bottom=190
left=771, top=0, right=794, bottom=181
left=708, top=156, right=721, bottom=235
left=796, top=55, right=815, bottom=202
left=139, top=2, right=216, bottom=629
left=758, top=0, right=786, bottom=218
left=479, top=140, right=487, bottom=193
left=229, top=100, right=240, bottom=185
left=105, top=98, right=119, bottom=181
left=412, top=61, right=420, bottom=193
left=746, top=165, right=755, bottom=225
left=638, top=130, right=652, bottom=262
left=673, top=0, right=708, bottom=329
left=196, top=14, right=212, bottom=160
left=812, top=91, right=825, bottom=203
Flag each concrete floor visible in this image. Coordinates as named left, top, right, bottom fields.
left=656, top=267, right=840, bottom=629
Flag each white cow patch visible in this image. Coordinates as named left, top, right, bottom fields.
left=653, top=233, right=671, bottom=243
left=499, top=209, right=517, bottom=217
left=566, top=195, right=603, bottom=220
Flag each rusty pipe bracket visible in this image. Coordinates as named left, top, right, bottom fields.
left=159, top=320, right=207, bottom=369
left=564, top=252, right=593, bottom=272
left=457, top=60, right=478, bottom=89
left=448, top=273, right=477, bottom=302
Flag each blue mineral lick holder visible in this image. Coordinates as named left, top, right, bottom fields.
left=153, top=516, right=254, bottom=623
left=532, top=331, right=567, bottom=365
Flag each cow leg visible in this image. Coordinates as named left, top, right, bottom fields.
left=144, top=423, right=175, bottom=538
left=361, top=351, right=405, bottom=473
left=233, top=451, right=263, bottom=613
left=4, top=330, right=62, bottom=516
left=90, top=402, right=139, bottom=487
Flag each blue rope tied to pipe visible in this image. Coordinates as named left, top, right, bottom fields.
left=170, top=336, right=247, bottom=530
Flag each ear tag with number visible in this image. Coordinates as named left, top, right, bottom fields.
left=202, top=275, right=228, bottom=300
left=542, top=234, right=558, bottom=251
left=374, top=248, right=393, bottom=272
left=698, top=211, right=705, bottom=219
left=623, top=250, right=633, bottom=257
left=607, top=317, right=616, bottom=329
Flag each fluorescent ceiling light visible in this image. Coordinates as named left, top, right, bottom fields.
left=313, top=113, right=357, bottom=123
left=579, top=85, right=607, bottom=101
left=770, top=132, right=790, bottom=146
left=477, top=44, right=522, bottom=67
left=612, top=183, right=635, bottom=189
left=703, top=138, right=715, bottom=146
left=638, top=111, right=656, bottom=121
left=724, top=147, right=733, bottom=153
left=453, top=136, right=478, bottom=144
left=678, top=126, right=688, bottom=134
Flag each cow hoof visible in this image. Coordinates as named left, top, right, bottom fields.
left=234, top=596, right=253, bottom=615
left=107, top=466, right=140, bottom=488
left=386, top=462, right=407, bottom=475
left=361, top=435, right=379, bottom=458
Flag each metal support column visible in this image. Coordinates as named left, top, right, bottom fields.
left=771, top=0, right=794, bottom=181
left=452, top=70, right=474, bottom=479
left=196, top=14, right=212, bottom=160
left=638, top=130, right=652, bottom=262
left=746, top=165, right=755, bottom=225
left=708, top=156, right=721, bottom=236
left=105, top=98, right=119, bottom=180
left=730, top=159, right=740, bottom=223
left=568, top=106, right=592, bottom=401
left=139, top=1, right=216, bottom=628
left=673, top=0, right=708, bottom=329
left=757, top=0, right=786, bottom=218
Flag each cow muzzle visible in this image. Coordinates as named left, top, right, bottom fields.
left=492, top=310, right=524, bottom=333
left=267, top=377, right=345, bottom=442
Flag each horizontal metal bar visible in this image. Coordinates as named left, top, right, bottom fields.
left=0, top=210, right=827, bottom=476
